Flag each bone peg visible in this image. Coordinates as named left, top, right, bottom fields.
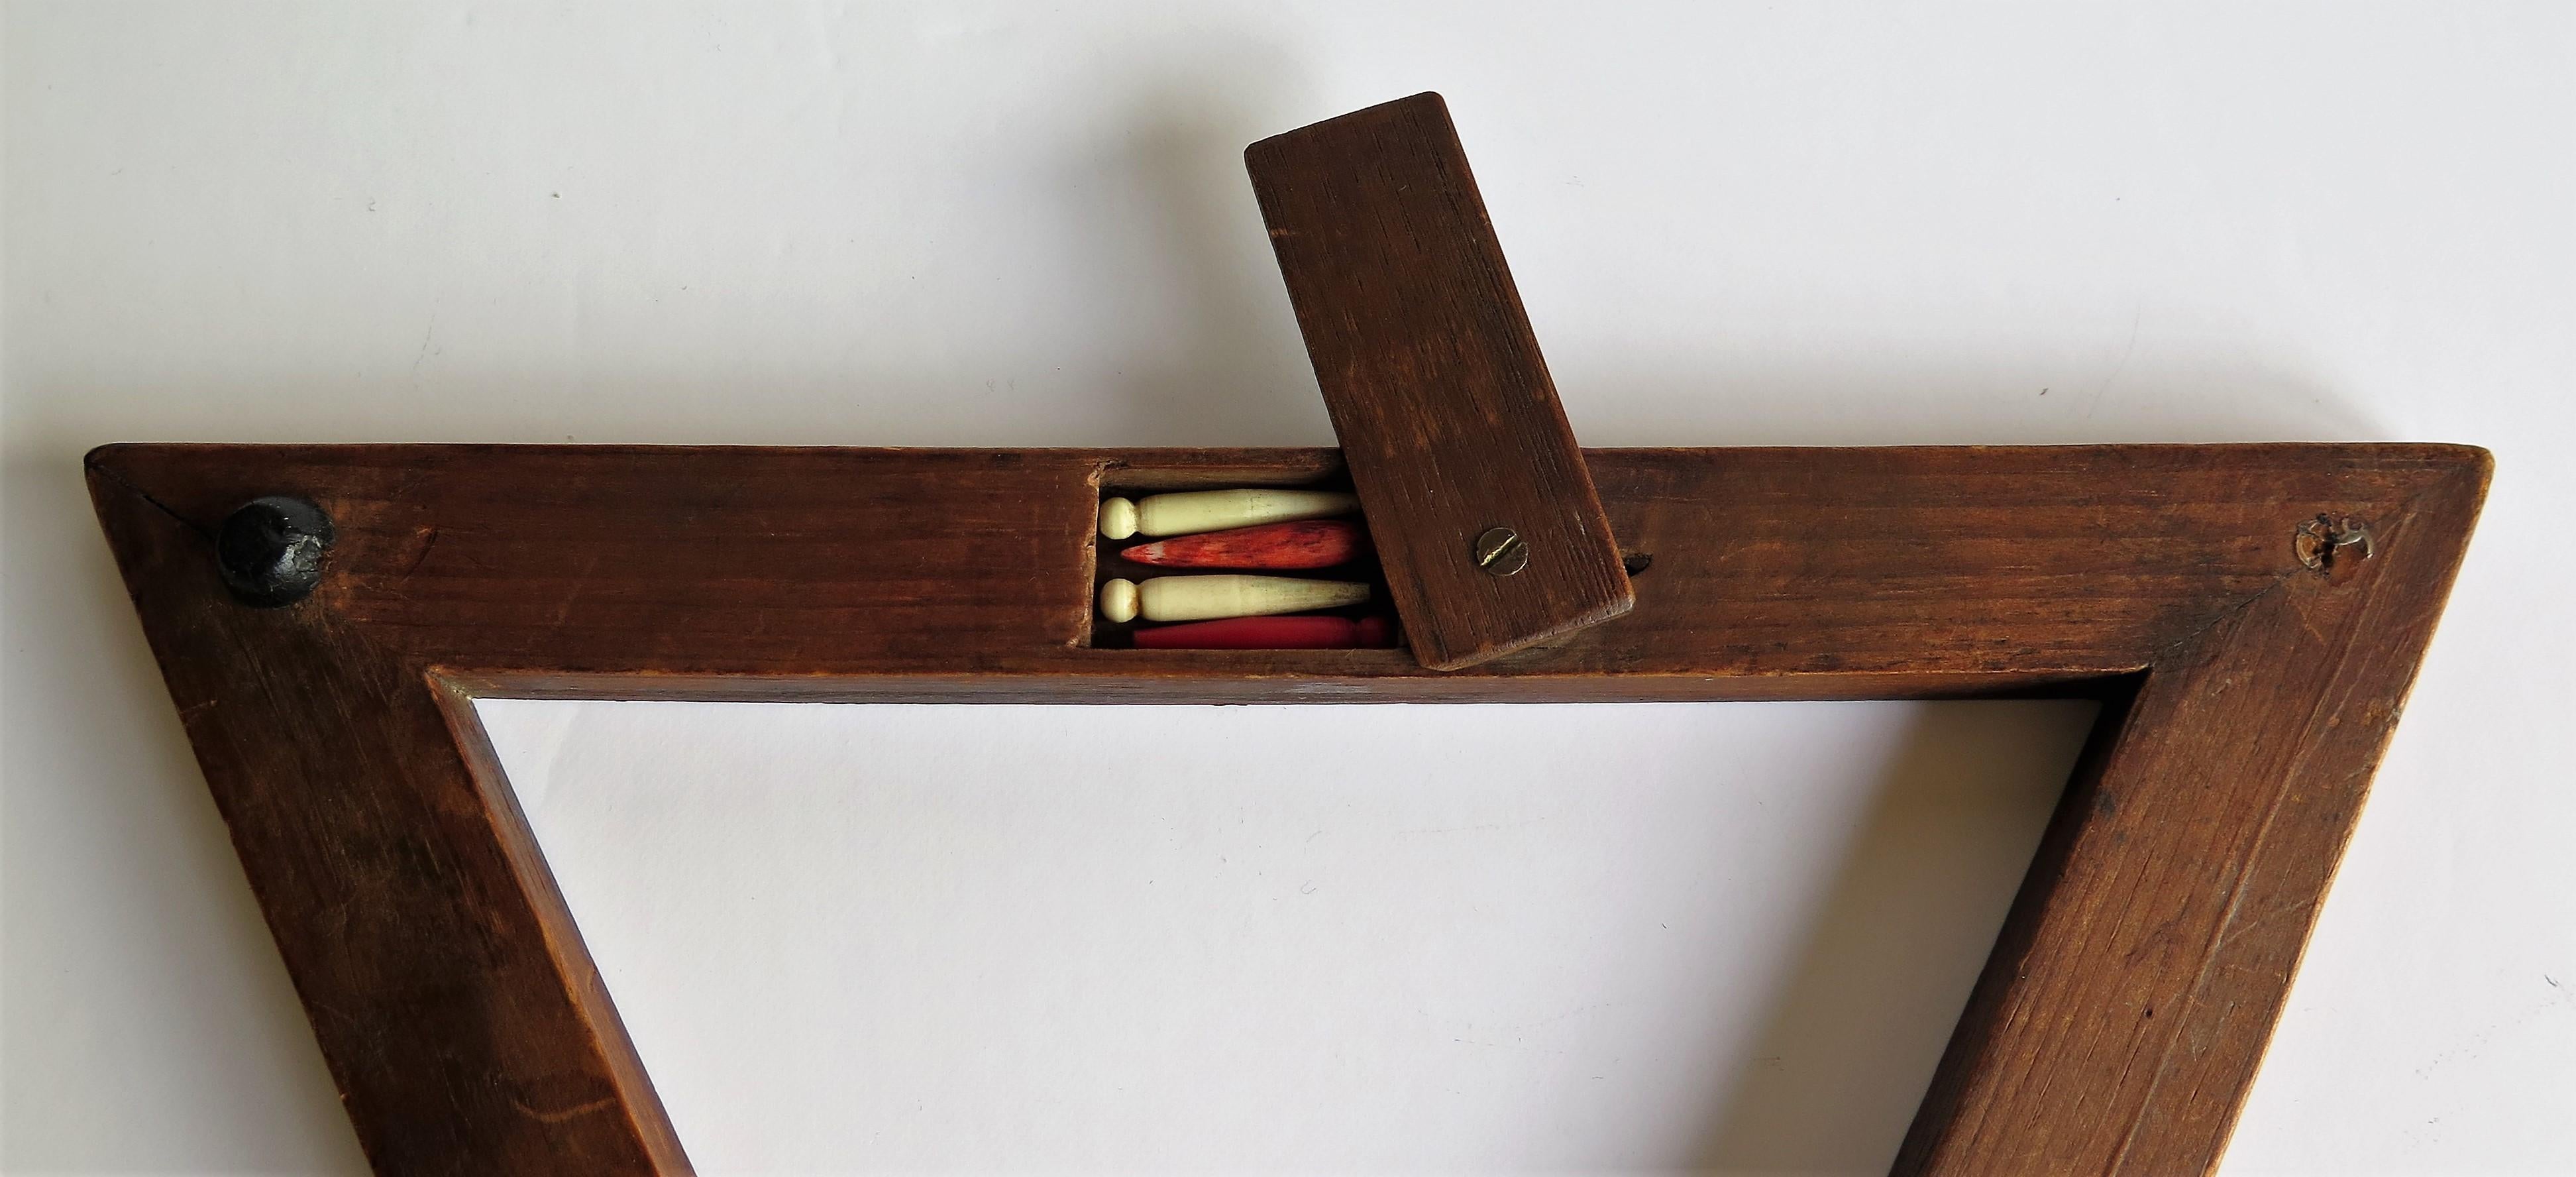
left=1099, top=574, right=1369, bottom=622
left=1100, top=488, right=1359, bottom=539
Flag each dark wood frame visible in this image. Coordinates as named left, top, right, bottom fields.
left=89, top=437, right=2486, bottom=1176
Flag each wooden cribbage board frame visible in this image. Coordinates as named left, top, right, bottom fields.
left=89, top=94, right=2488, bottom=1177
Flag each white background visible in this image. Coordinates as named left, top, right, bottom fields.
left=5, top=2, right=2570, bottom=1174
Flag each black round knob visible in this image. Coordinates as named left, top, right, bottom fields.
left=216, top=496, right=335, bottom=607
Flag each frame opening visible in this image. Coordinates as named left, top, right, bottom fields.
left=477, top=696, right=2097, bottom=1174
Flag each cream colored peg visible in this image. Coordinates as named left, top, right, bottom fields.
left=1131, top=489, right=1358, bottom=538
left=1098, top=577, right=1141, bottom=623
left=1134, top=575, right=1369, bottom=622
left=1099, top=497, right=1140, bottom=540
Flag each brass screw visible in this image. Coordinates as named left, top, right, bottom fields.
left=1473, top=527, right=1529, bottom=577
left=2294, top=515, right=2375, bottom=572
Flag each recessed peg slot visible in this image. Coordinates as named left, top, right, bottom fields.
left=1087, top=471, right=1399, bottom=652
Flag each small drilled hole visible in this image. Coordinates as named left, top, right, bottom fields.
left=1621, top=551, right=1654, bottom=577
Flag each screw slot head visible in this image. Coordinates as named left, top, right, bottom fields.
left=1473, top=527, right=1529, bottom=577
left=217, top=496, right=335, bottom=607
left=2294, top=514, right=2374, bottom=574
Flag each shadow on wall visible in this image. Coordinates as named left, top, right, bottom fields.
left=1048, top=60, right=1336, bottom=447
left=1690, top=699, right=2100, bottom=1174
left=1051, top=58, right=2390, bottom=452
left=1, top=458, right=379, bottom=1176
left=8, top=51, right=2385, bottom=450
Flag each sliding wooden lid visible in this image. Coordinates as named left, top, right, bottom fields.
left=1246, top=93, right=1633, bottom=670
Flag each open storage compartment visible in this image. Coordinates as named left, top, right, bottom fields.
left=1082, top=460, right=1404, bottom=654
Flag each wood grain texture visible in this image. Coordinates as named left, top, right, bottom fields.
left=1894, top=451, right=2491, bottom=1173
left=87, top=441, right=2485, bottom=1176
left=1248, top=93, right=1633, bottom=669
left=86, top=453, right=689, bottom=1176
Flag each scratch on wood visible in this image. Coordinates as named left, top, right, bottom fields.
left=548, top=553, right=604, bottom=626
left=2214, top=897, right=2322, bottom=954
left=511, top=1094, right=618, bottom=1125
left=398, top=527, right=440, bottom=583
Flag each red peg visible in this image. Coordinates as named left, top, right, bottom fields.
left=1118, top=520, right=1368, bottom=569
left=1131, top=614, right=1395, bottom=650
